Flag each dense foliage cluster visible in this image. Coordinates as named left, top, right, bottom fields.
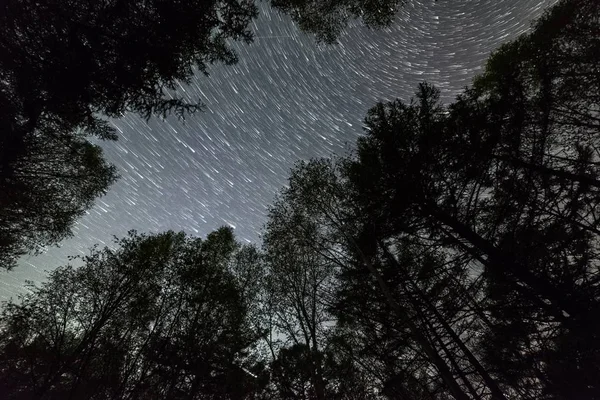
left=0, top=228, right=267, bottom=399
left=0, top=0, right=599, bottom=398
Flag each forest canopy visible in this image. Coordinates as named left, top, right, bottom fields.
left=1, top=0, right=599, bottom=398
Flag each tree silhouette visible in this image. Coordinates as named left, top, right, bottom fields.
left=0, top=228, right=266, bottom=399
left=0, top=128, right=117, bottom=270
left=2, top=0, right=600, bottom=398
left=452, top=0, right=600, bottom=397
left=0, top=0, right=404, bottom=136
left=269, top=0, right=404, bottom=44
left=262, top=162, right=344, bottom=400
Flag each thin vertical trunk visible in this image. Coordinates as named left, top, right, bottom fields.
left=310, top=271, right=326, bottom=400
left=423, top=315, right=481, bottom=400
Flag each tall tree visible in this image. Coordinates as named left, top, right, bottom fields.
left=262, top=162, right=382, bottom=399
left=452, top=0, right=600, bottom=396
left=267, top=159, right=478, bottom=400
left=262, top=176, right=340, bottom=400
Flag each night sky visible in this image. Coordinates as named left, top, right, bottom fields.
left=0, top=0, right=553, bottom=300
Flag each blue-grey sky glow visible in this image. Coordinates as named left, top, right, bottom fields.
left=0, top=0, right=554, bottom=300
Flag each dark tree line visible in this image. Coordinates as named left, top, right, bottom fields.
left=1, top=0, right=599, bottom=398
left=0, top=228, right=269, bottom=399
left=0, top=0, right=405, bottom=269
left=260, top=0, right=600, bottom=398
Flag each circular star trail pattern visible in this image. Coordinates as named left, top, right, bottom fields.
left=1, top=0, right=553, bottom=299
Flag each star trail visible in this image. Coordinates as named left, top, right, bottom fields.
left=0, top=0, right=554, bottom=300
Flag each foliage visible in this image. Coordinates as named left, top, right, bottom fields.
left=0, top=228, right=265, bottom=399
left=0, top=126, right=117, bottom=270
left=269, top=0, right=404, bottom=44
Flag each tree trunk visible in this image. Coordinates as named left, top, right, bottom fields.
left=424, top=315, right=481, bottom=400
